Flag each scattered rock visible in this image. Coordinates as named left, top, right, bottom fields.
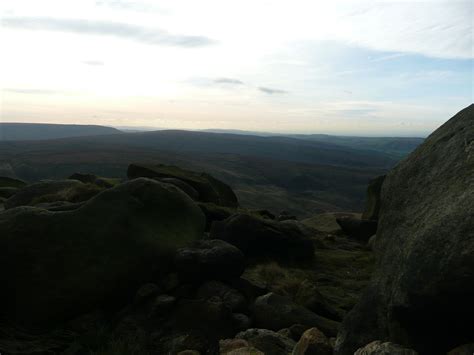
left=0, top=178, right=205, bottom=326
left=335, top=105, right=474, bottom=354
left=149, top=294, right=176, bottom=317
left=354, top=341, right=418, bottom=355
left=236, top=328, right=296, bottom=355
left=69, top=172, right=119, bottom=188
left=362, top=175, right=385, bottom=221
left=127, top=163, right=238, bottom=207
left=175, top=239, right=245, bottom=282
left=231, top=313, right=252, bottom=332
left=253, top=293, right=339, bottom=337
left=335, top=216, right=377, bottom=243
left=292, top=327, right=332, bottom=355
left=134, top=283, right=160, bottom=305
left=253, top=209, right=275, bottom=220
left=173, top=298, right=235, bottom=340
left=210, top=213, right=315, bottom=262
left=197, top=281, right=247, bottom=313
left=293, top=280, right=342, bottom=321
left=220, top=338, right=250, bottom=353
left=277, top=210, right=297, bottom=221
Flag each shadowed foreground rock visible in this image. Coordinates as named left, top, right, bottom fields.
left=335, top=105, right=474, bottom=354
left=210, top=213, right=315, bottom=262
left=0, top=178, right=205, bottom=326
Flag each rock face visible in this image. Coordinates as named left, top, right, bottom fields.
left=210, top=214, right=315, bottom=262
left=253, top=293, right=339, bottom=337
left=127, top=163, right=238, bottom=207
left=336, top=105, right=474, bottom=354
left=362, top=175, right=386, bottom=221
left=0, top=178, right=205, bottom=326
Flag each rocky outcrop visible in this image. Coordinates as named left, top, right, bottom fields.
left=336, top=105, right=474, bottom=354
left=127, top=163, right=238, bottom=207
left=0, top=178, right=205, bottom=326
left=210, top=214, right=315, bottom=262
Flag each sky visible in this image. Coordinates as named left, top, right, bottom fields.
left=0, top=0, right=472, bottom=136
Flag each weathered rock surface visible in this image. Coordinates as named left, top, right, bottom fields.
left=292, top=327, right=332, bottom=355
left=175, top=239, right=245, bottom=282
left=0, top=178, right=205, bottom=326
left=236, top=328, right=296, bottom=355
left=448, top=343, right=474, bottom=355
left=127, top=163, right=238, bottom=207
left=354, top=341, right=418, bottom=355
left=336, top=105, right=474, bottom=354
left=253, top=293, right=339, bottom=337
left=210, top=214, right=315, bottom=262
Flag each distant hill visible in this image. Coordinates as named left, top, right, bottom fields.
left=31, top=130, right=396, bottom=169
left=287, top=134, right=424, bottom=158
left=0, top=129, right=400, bottom=216
left=0, top=123, right=122, bottom=141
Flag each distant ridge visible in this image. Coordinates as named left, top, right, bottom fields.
left=0, top=123, right=122, bottom=141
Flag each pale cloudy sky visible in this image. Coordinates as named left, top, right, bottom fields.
left=0, top=0, right=472, bottom=135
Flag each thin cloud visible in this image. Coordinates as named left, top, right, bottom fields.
left=214, top=78, right=244, bottom=85
left=82, top=60, right=105, bottom=66
left=3, top=17, right=216, bottom=48
left=3, top=88, right=61, bottom=95
left=258, top=87, right=288, bottom=95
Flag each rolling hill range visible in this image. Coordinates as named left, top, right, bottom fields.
left=0, top=123, right=121, bottom=141
left=0, top=127, right=421, bottom=217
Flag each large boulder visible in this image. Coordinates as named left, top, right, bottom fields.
left=127, top=163, right=238, bottom=207
left=0, top=186, right=18, bottom=199
left=253, top=293, right=340, bottom=337
left=362, top=175, right=386, bottom=221
left=0, top=178, right=205, bottom=326
left=335, top=105, right=474, bottom=354
left=210, top=214, right=315, bottom=262
left=4, top=179, right=85, bottom=209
